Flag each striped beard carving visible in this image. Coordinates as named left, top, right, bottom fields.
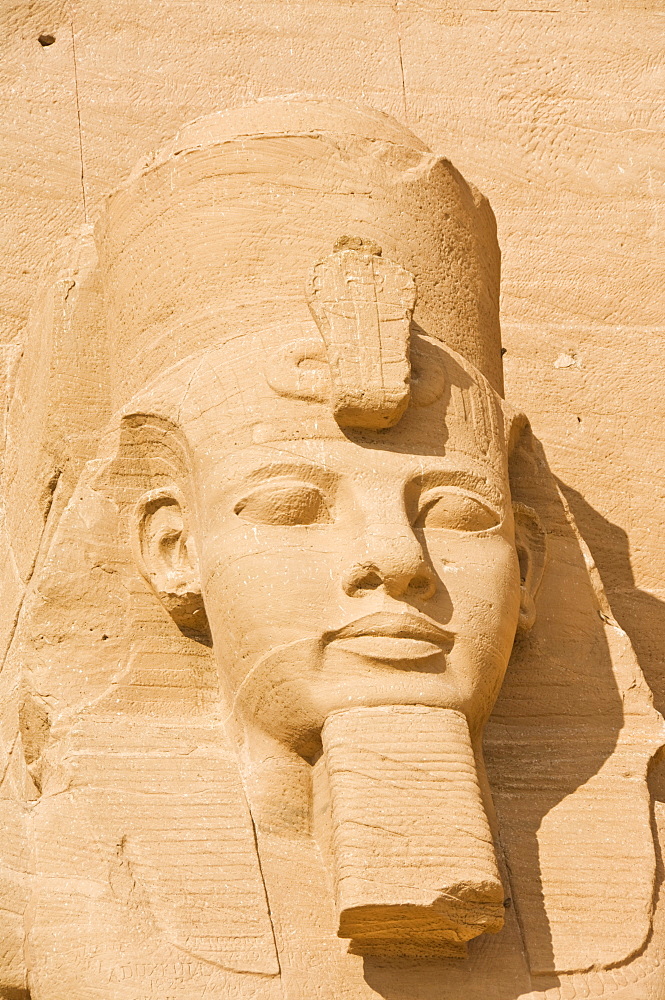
left=315, top=704, right=506, bottom=959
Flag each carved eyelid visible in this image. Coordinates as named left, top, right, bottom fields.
left=229, top=462, right=338, bottom=507
left=234, top=476, right=325, bottom=507
left=417, top=485, right=496, bottom=509
left=232, top=476, right=337, bottom=529
left=409, top=470, right=504, bottom=511
left=413, top=485, right=503, bottom=532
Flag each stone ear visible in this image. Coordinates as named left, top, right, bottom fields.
left=513, top=501, right=547, bottom=631
left=506, top=410, right=547, bottom=632
left=133, top=487, right=209, bottom=642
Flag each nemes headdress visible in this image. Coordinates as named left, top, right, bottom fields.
left=0, top=97, right=661, bottom=998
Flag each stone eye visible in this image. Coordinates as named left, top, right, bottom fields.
left=234, top=481, right=330, bottom=526
left=415, top=489, right=499, bottom=532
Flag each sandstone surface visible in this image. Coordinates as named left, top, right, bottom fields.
left=0, top=12, right=663, bottom=1000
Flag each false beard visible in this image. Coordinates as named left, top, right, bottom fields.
left=315, top=704, right=505, bottom=958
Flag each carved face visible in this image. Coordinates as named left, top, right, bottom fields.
left=137, top=337, right=543, bottom=758
left=198, top=440, right=516, bottom=757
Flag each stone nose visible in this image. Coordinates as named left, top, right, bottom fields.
left=342, top=524, right=436, bottom=600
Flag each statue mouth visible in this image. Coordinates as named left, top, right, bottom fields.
left=324, top=612, right=453, bottom=664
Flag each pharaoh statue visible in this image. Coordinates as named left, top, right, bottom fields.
left=0, top=96, right=663, bottom=1000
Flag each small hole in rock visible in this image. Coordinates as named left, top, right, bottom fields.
left=38, top=34, right=56, bottom=46
left=577, top=416, right=582, bottom=423
left=500, top=347, right=507, bottom=356
left=101, top=634, right=109, bottom=641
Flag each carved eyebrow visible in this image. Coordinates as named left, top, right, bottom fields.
left=228, top=460, right=339, bottom=489
left=409, top=469, right=506, bottom=510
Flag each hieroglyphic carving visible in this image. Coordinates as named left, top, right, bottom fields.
left=307, top=240, right=415, bottom=428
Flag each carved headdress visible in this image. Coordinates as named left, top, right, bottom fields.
left=0, top=97, right=662, bottom=998
left=98, top=94, right=503, bottom=410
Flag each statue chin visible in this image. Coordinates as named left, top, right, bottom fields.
left=219, top=630, right=508, bottom=761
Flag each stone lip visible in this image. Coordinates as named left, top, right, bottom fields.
left=325, top=610, right=452, bottom=645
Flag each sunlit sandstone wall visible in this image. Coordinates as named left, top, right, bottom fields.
left=0, top=0, right=663, bottom=742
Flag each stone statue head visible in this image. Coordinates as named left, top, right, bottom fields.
left=96, top=98, right=544, bottom=755
left=3, top=97, right=663, bottom=998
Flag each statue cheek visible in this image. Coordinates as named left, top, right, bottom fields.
left=429, top=535, right=520, bottom=615
left=200, top=535, right=340, bottom=644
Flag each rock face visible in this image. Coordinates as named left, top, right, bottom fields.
left=0, top=81, right=662, bottom=1000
